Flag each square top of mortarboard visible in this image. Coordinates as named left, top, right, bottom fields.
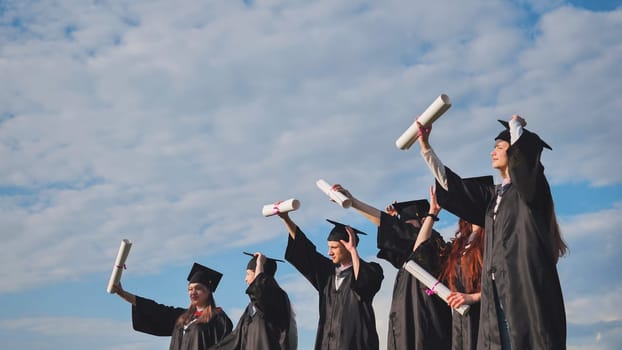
left=325, top=219, right=367, bottom=243
left=495, top=119, right=552, bottom=150
left=243, top=252, right=284, bottom=276
left=187, top=262, right=223, bottom=292
left=392, top=199, right=430, bottom=222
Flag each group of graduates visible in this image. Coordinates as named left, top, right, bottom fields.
left=112, top=115, right=568, bottom=350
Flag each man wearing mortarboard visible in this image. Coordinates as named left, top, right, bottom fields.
left=276, top=211, right=384, bottom=350
left=210, top=252, right=297, bottom=350
left=416, top=115, right=567, bottom=350
left=331, top=184, right=452, bottom=350
left=111, top=262, right=233, bottom=350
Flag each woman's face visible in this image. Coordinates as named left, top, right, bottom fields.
left=188, top=282, right=210, bottom=308
left=491, top=140, right=510, bottom=171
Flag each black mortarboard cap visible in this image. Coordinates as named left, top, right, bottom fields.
left=187, top=262, right=223, bottom=292
left=393, top=199, right=430, bottom=222
left=243, top=252, right=284, bottom=276
left=495, top=120, right=552, bottom=150
left=326, top=219, right=367, bottom=245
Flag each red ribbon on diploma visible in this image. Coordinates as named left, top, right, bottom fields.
left=426, top=281, right=440, bottom=296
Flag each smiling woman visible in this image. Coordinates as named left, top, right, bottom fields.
left=110, top=263, right=233, bottom=350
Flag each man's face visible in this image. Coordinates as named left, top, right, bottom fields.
left=245, top=269, right=255, bottom=286
left=491, top=140, right=510, bottom=170
left=327, top=241, right=351, bottom=265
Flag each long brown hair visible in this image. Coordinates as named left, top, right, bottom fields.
left=550, top=201, right=568, bottom=263
left=176, top=284, right=218, bottom=326
left=439, top=219, right=485, bottom=293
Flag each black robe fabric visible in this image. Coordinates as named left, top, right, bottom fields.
left=450, top=251, right=480, bottom=350
left=285, top=227, right=384, bottom=350
left=132, top=296, right=233, bottom=350
left=434, top=129, right=566, bottom=350
left=377, top=213, right=452, bottom=350
left=209, top=273, right=297, bottom=350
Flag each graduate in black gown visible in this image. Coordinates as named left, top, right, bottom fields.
left=276, top=211, right=384, bottom=350
left=424, top=182, right=488, bottom=350
left=332, top=184, right=451, bottom=350
left=112, top=263, right=233, bottom=350
left=210, top=252, right=297, bottom=350
left=416, top=115, right=568, bottom=350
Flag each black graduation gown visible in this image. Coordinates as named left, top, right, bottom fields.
left=285, top=227, right=384, bottom=350
left=434, top=130, right=566, bottom=350
left=210, top=273, right=297, bottom=350
left=450, top=254, right=480, bottom=350
left=377, top=213, right=452, bottom=350
left=132, top=296, right=234, bottom=350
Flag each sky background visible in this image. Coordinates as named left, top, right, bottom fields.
left=1, top=0, right=621, bottom=349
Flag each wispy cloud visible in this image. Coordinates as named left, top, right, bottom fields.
left=1, top=1, right=621, bottom=349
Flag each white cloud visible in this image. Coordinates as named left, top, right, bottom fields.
left=0, top=1, right=621, bottom=348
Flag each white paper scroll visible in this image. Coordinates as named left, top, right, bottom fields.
left=106, top=239, right=132, bottom=294
left=262, top=198, right=301, bottom=217
left=403, top=260, right=470, bottom=316
left=316, top=179, right=352, bottom=208
left=395, top=94, right=452, bottom=150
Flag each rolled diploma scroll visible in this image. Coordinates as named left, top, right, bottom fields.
left=106, top=239, right=132, bottom=294
left=262, top=198, right=301, bottom=217
left=395, top=94, right=452, bottom=150
left=316, top=179, right=352, bottom=208
left=403, top=260, right=470, bottom=316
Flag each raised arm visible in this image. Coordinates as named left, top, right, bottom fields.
left=413, top=185, right=441, bottom=252
left=340, top=226, right=361, bottom=280
left=332, top=184, right=382, bottom=226
left=417, top=122, right=448, bottom=190
left=277, top=212, right=297, bottom=239
left=111, top=282, right=137, bottom=306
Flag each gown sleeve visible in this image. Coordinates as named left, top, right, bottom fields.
left=209, top=311, right=235, bottom=345
left=507, top=129, right=546, bottom=204
left=352, top=260, right=384, bottom=300
left=284, top=226, right=334, bottom=291
left=132, top=296, right=186, bottom=336
left=435, top=168, right=495, bottom=227
left=246, top=273, right=290, bottom=328
left=508, top=128, right=558, bottom=264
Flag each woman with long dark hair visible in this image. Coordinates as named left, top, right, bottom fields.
left=416, top=115, right=567, bottom=350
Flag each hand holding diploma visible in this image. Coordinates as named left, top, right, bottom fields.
left=403, top=259, right=470, bottom=315
left=106, top=239, right=132, bottom=294
left=396, top=94, right=451, bottom=150
left=316, top=179, right=352, bottom=208
left=262, top=198, right=301, bottom=217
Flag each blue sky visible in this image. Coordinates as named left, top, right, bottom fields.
left=0, top=0, right=621, bottom=349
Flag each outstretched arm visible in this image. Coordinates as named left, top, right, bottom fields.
left=332, top=184, right=382, bottom=226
